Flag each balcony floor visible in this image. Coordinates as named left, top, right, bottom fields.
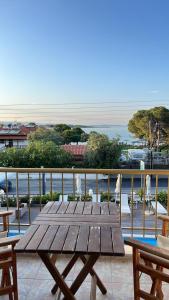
left=1, top=248, right=169, bottom=300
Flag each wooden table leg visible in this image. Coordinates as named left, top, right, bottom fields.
left=63, top=254, right=100, bottom=300
left=80, top=255, right=107, bottom=294
left=51, top=254, right=79, bottom=295
left=3, top=215, right=8, bottom=232
left=38, top=253, right=76, bottom=300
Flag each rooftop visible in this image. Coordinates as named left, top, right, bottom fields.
left=62, top=144, right=87, bottom=156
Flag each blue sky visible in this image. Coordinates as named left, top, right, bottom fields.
left=0, top=0, right=169, bottom=124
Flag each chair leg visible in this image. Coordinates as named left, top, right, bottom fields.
left=156, top=281, right=163, bottom=300
left=1, top=269, right=5, bottom=287
left=12, top=254, right=18, bottom=300
left=133, top=248, right=140, bottom=300
left=149, top=265, right=164, bottom=299
left=1, top=269, right=12, bottom=300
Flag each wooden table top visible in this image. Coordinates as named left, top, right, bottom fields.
left=15, top=201, right=124, bottom=256
left=0, top=211, right=13, bottom=217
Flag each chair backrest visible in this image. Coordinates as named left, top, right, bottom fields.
left=126, top=238, right=169, bottom=300
left=125, top=215, right=169, bottom=300
left=0, top=211, right=13, bottom=237
left=0, top=237, right=19, bottom=300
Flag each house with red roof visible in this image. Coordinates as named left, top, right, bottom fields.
left=0, top=124, right=37, bottom=148
left=62, top=144, right=87, bottom=163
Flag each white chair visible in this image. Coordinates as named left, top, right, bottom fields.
left=59, top=195, right=68, bottom=202
left=120, top=194, right=130, bottom=214
left=151, top=201, right=167, bottom=215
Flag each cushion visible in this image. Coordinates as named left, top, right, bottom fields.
left=157, top=235, right=169, bottom=250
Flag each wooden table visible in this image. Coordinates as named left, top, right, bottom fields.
left=15, top=201, right=125, bottom=300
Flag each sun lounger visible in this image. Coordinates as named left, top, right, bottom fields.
left=121, top=193, right=130, bottom=214
left=59, top=194, right=68, bottom=202
left=92, top=194, right=101, bottom=202
left=151, top=201, right=167, bottom=215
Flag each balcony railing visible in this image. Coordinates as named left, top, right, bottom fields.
left=0, top=167, right=169, bottom=237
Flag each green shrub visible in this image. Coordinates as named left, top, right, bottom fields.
left=100, top=192, right=114, bottom=202
left=137, top=188, right=144, bottom=201
left=31, top=192, right=60, bottom=205
left=1, top=195, right=31, bottom=207
left=1, top=197, right=17, bottom=207
left=68, top=195, right=77, bottom=201
left=68, top=194, right=92, bottom=201
left=157, top=191, right=168, bottom=208
left=20, top=195, right=30, bottom=203
left=81, top=194, right=92, bottom=201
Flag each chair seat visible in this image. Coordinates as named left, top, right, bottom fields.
left=157, top=235, right=169, bottom=250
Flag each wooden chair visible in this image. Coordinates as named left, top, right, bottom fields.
left=125, top=215, right=169, bottom=300
left=0, top=236, right=20, bottom=300
left=0, top=210, right=20, bottom=299
left=0, top=211, right=13, bottom=238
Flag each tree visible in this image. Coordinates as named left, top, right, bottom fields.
left=28, top=128, right=63, bottom=145
left=0, top=147, right=27, bottom=167
left=85, top=132, right=121, bottom=168
left=62, top=127, right=87, bottom=144
left=128, top=107, right=169, bottom=148
left=62, top=129, right=75, bottom=144
left=0, top=142, right=73, bottom=168
left=25, top=141, right=73, bottom=167
left=80, top=132, right=89, bottom=142
left=54, top=124, right=71, bottom=133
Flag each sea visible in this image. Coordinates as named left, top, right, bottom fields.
left=81, top=125, right=141, bottom=144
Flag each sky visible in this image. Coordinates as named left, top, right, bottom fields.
left=0, top=0, right=169, bottom=125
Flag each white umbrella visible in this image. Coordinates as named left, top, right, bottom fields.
left=146, top=175, right=151, bottom=200
left=76, top=174, right=82, bottom=195
left=115, top=174, right=121, bottom=202
left=0, top=189, right=5, bottom=207
left=145, top=175, right=153, bottom=214
left=89, top=189, right=93, bottom=197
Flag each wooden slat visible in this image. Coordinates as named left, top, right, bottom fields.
left=40, top=201, right=54, bottom=213
left=34, top=214, right=119, bottom=223
left=109, top=203, right=119, bottom=215
left=101, top=203, right=109, bottom=215
left=88, top=226, right=100, bottom=253
left=83, top=202, right=92, bottom=215
left=33, top=220, right=120, bottom=226
left=47, top=201, right=61, bottom=214
left=15, top=225, right=39, bottom=251
left=76, top=225, right=90, bottom=252
left=50, top=225, right=69, bottom=252
left=66, top=202, right=77, bottom=214
left=100, top=226, right=113, bottom=253
left=57, top=202, right=69, bottom=214
left=92, top=203, right=101, bottom=215
left=63, top=226, right=79, bottom=252
left=74, top=201, right=84, bottom=214
left=26, top=225, right=49, bottom=251
left=35, top=214, right=117, bottom=220
left=112, top=228, right=125, bottom=255
left=38, top=225, right=59, bottom=251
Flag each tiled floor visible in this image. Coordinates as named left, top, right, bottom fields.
left=1, top=250, right=169, bottom=300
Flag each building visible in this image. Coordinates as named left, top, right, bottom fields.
left=0, top=124, right=37, bottom=148
left=62, top=144, right=87, bottom=162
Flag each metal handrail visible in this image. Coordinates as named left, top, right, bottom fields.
left=0, top=167, right=168, bottom=237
